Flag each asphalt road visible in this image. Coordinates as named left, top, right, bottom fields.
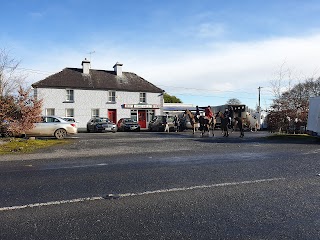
left=0, top=130, right=319, bottom=239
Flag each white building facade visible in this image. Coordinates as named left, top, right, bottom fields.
left=33, top=60, right=164, bottom=130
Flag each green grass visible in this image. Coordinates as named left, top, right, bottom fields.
left=0, top=138, right=70, bottom=154
left=266, top=133, right=320, bottom=141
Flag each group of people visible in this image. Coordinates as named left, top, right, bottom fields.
left=195, top=105, right=244, bottom=138
left=165, top=105, right=245, bottom=138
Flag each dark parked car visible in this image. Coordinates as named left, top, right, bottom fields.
left=148, top=115, right=175, bottom=132
left=117, top=118, right=141, bottom=132
left=87, top=117, right=117, bottom=133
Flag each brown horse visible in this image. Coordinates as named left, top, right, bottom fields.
left=184, top=109, right=198, bottom=134
left=185, top=109, right=216, bottom=136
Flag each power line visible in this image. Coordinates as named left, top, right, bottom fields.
left=171, top=92, right=274, bottom=101
left=157, top=84, right=255, bottom=94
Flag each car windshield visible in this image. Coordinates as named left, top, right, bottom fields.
left=124, top=119, right=136, bottom=123
left=63, top=118, right=75, bottom=122
left=96, top=118, right=109, bottom=123
left=161, top=116, right=174, bottom=122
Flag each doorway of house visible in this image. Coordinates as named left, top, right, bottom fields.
left=138, top=110, right=146, bottom=128
left=108, top=109, right=117, bottom=123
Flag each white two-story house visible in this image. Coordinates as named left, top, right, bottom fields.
left=32, top=59, right=164, bottom=129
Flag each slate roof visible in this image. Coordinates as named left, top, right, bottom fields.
left=32, top=68, right=164, bottom=93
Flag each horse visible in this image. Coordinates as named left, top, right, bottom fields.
left=245, top=112, right=259, bottom=132
left=198, top=115, right=215, bottom=137
left=184, top=109, right=198, bottom=134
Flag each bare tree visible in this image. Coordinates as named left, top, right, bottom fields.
left=226, top=98, right=241, bottom=105
left=270, top=62, right=294, bottom=99
left=0, top=48, right=26, bottom=97
left=268, top=65, right=320, bottom=133
left=0, top=49, right=42, bottom=136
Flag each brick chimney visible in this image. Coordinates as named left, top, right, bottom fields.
left=81, top=58, right=91, bottom=74
left=113, top=62, right=123, bottom=77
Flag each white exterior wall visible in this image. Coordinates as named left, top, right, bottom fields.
left=37, top=88, right=163, bottom=129
left=307, top=96, right=320, bottom=135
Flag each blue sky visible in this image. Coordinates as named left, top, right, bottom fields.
left=2, top=0, right=320, bottom=109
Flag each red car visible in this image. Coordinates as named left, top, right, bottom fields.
left=117, top=118, right=141, bottom=132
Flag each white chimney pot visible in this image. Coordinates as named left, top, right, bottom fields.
left=82, top=58, right=91, bottom=74
left=113, top=62, right=123, bottom=77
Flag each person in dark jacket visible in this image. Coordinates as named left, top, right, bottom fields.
left=195, top=106, right=200, bottom=122
left=235, top=116, right=244, bottom=137
left=228, top=106, right=235, bottom=132
left=173, top=115, right=179, bottom=132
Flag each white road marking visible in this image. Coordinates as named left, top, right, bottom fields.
left=0, top=177, right=285, bottom=212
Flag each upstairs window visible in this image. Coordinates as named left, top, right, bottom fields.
left=108, top=91, right=116, bottom=102
left=139, top=92, right=146, bottom=103
left=66, top=89, right=74, bottom=102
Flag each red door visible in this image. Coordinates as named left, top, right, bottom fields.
left=108, top=109, right=117, bottom=123
left=138, top=110, right=146, bottom=128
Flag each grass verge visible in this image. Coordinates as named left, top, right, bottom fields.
left=0, top=138, right=70, bottom=154
left=266, top=133, right=320, bottom=141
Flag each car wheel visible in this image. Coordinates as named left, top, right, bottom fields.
left=87, top=127, right=91, bottom=133
left=54, top=129, right=67, bottom=139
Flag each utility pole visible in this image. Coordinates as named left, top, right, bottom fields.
left=258, top=86, right=263, bottom=112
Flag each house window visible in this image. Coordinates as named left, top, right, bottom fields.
left=108, top=91, right=116, bottom=102
left=92, top=109, right=100, bottom=117
left=139, top=92, right=146, bottom=103
left=130, top=110, right=137, bottom=122
left=66, top=89, right=74, bottom=102
left=65, top=108, right=74, bottom=117
left=33, top=88, right=38, bottom=100
left=46, top=108, right=55, bottom=116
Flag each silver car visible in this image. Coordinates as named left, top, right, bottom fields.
left=25, top=116, right=78, bottom=139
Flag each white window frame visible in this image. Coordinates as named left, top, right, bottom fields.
left=130, top=110, right=138, bottom=122
left=66, top=89, right=74, bottom=102
left=92, top=109, right=100, bottom=117
left=65, top=108, right=74, bottom=117
left=108, top=91, right=116, bottom=102
left=139, top=92, right=146, bottom=103
left=45, top=108, right=55, bottom=116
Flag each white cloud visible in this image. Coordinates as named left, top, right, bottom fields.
left=23, top=33, right=320, bottom=108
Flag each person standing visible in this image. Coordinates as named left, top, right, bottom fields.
left=195, top=106, right=200, bottom=122
left=228, top=106, right=235, bottom=132
left=164, top=114, right=170, bottom=133
left=173, top=115, right=179, bottom=132
left=235, top=116, right=244, bottom=137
